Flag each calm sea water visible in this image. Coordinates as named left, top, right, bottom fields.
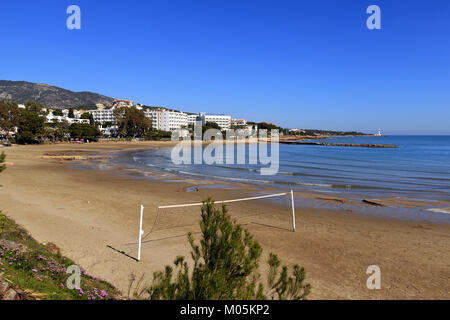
left=124, top=136, right=450, bottom=202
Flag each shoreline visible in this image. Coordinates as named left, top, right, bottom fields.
left=105, top=145, right=450, bottom=224
left=0, top=142, right=449, bottom=299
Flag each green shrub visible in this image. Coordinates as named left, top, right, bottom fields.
left=0, top=152, right=5, bottom=173
left=146, top=198, right=310, bottom=300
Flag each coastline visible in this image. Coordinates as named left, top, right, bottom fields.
left=112, top=143, right=450, bottom=224
left=0, top=142, right=449, bottom=299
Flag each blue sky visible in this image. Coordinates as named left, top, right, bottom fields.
left=0, top=0, right=449, bottom=134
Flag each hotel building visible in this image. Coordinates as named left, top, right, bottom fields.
left=144, top=109, right=188, bottom=131
left=191, top=113, right=232, bottom=130
left=89, top=108, right=116, bottom=124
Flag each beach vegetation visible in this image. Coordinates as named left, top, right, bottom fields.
left=145, top=129, right=172, bottom=140
left=0, top=152, right=6, bottom=173
left=145, top=199, right=310, bottom=300
left=0, top=212, right=121, bottom=300
left=114, top=106, right=151, bottom=139
left=42, top=122, right=71, bottom=142
left=16, top=110, right=45, bottom=144
left=187, top=121, right=222, bottom=137
left=69, top=123, right=101, bottom=141
left=0, top=101, right=22, bottom=137
left=202, top=121, right=221, bottom=133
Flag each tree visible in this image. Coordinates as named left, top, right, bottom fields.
left=266, top=253, right=311, bottom=300
left=42, top=125, right=56, bottom=142
left=0, top=101, right=21, bottom=137
left=188, top=121, right=223, bottom=139
left=68, top=108, right=75, bottom=118
left=69, top=123, right=101, bottom=141
left=145, top=129, right=172, bottom=140
left=25, top=100, right=43, bottom=113
left=81, top=112, right=94, bottom=125
left=114, top=106, right=151, bottom=138
left=41, top=121, right=69, bottom=142
left=54, top=122, right=70, bottom=141
left=16, top=111, right=45, bottom=144
left=202, top=121, right=221, bottom=135
left=52, top=109, right=64, bottom=117
left=102, top=121, right=114, bottom=129
left=146, top=199, right=310, bottom=300
left=0, top=152, right=6, bottom=173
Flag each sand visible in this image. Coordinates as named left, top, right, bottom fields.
left=0, top=142, right=449, bottom=299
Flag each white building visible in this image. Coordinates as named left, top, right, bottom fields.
left=99, top=125, right=118, bottom=137
left=144, top=109, right=188, bottom=131
left=187, top=114, right=199, bottom=126
left=89, top=108, right=116, bottom=124
left=45, top=113, right=90, bottom=124
left=89, top=101, right=142, bottom=125
left=197, top=113, right=231, bottom=130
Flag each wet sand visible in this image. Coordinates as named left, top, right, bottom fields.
left=0, top=142, right=449, bottom=299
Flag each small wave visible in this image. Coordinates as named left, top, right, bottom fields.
left=427, top=207, right=450, bottom=214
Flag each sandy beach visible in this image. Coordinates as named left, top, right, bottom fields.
left=0, top=141, right=449, bottom=299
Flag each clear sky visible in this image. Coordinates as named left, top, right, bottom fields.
left=0, top=0, right=449, bottom=134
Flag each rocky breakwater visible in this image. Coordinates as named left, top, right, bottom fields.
left=279, top=141, right=398, bottom=148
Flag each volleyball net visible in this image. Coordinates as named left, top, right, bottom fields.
left=136, top=191, right=296, bottom=261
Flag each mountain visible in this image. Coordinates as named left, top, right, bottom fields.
left=0, top=80, right=115, bottom=109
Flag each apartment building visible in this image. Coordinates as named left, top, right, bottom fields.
left=197, top=113, right=231, bottom=130
left=89, top=100, right=141, bottom=124
left=187, top=114, right=200, bottom=126
left=89, top=108, right=116, bottom=124
left=144, top=109, right=188, bottom=131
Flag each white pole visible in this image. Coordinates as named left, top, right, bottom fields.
left=290, top=190, right=296, bottom=232
left=137, top=205, right=144, bottom=261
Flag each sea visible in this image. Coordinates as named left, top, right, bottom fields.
left=114, top=136, right=450, bottom=223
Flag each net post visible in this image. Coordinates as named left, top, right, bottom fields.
left=137, top=205, right=144, bottom=261
left=290, top=190, right=296, bottom=232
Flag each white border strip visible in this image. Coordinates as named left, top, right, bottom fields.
left=158, top=192, right=288, bottom=209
